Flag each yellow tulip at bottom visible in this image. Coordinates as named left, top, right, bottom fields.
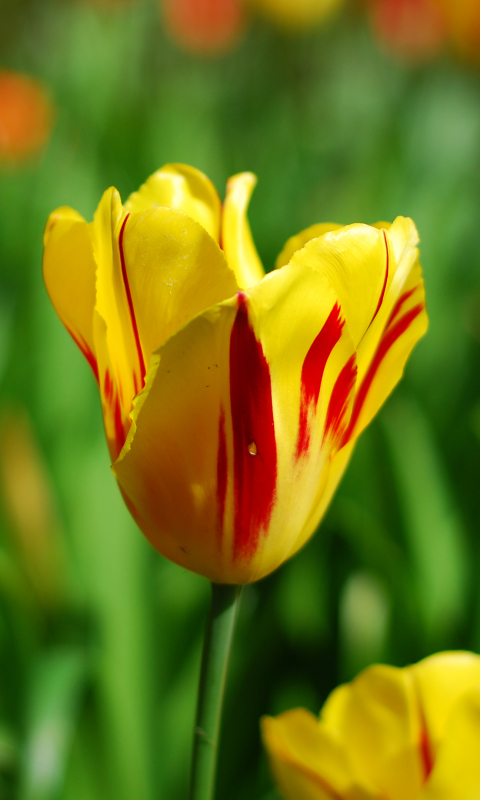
left=262, top=651, right=480, bottom=800
left=43, top=164, right=427, bottom=584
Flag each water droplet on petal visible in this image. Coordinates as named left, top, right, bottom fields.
left=248, top=441, right=257, bottom=455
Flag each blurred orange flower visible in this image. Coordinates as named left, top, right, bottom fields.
left=433, top=0, right=480, bottom=59
left=0, top=70, right=53, bottom=165
left=162, top=0, right=245, bottom=55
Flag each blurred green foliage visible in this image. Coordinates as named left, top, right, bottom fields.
left=1, top=1, right=480, bottom=799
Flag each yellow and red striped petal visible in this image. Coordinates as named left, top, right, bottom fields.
left=290, top=440, right=356, bottom=558
left=227, top=270, right=355, bottom=578
left=342, top=260, right=427, bottom=446
left=289, top=224, right=393, bottom=348
left=262, top=709, right=377, bottom=800
left=113, top=262, right=355, bottom=583
left=93, top=310, right=131, bottom=462
left=276, top=222, right=344, bottom=269
left=411, top=652, right=480, bottom=761
left=221, top=172, right=265, bottom=290
left=43, top=207, right=98, bottom=381
left=112, top=296, right=236, bottom=582
left=124, top=163, right=221, bottom=242
left=356, top=217, right=420, bottom=385
left=92, top=187, right=146, bottom=419
left=421, top=686, right=480, bottom=799
left=119, top=207, right=238, bottom=365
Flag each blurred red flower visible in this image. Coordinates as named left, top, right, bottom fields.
left=162, top=0, right=245, bottom=55
left=0, top=71, right=53, bottom=165
left=370, top=0, right=447, bottom=61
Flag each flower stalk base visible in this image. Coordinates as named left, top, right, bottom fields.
left=189, top=582, right=242, bottom=800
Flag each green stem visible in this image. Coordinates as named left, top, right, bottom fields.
left=189, top=582, right=242, bottom=800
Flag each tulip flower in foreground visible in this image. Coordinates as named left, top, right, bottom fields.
left=43, top=164, right=427, bottom=585
left=262, top=651, right=480, bottom=799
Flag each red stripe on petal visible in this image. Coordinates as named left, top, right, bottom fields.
left=103, top=368, right=128, bottom=460
left=118, top=214, right=146, bottom=391
left=230, top=293, right=277, bottom=561
left=420, top=723, right=434, bottom=781
left=342, top=302, right=425, bottom=445
left=113, top=395, right=127, bottom=458
left=296, top=304, right=344, bottom=458
left=323, top=355, right=357, bottom=444
left=67, top=326, right=99, bottom=383
left=216, top=406, right=228, bottom=543
left=80, top=342, right=99, bottom=383
left=104, top=369, right=113, bottom=403
left=388, top=287, right=417, bottom=327
left=367, top=229, right=390, bottom=332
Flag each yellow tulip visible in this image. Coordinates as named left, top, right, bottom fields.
left=249, top=0, right=345, bottom=30
left=43, top=164, right=427, bottom=584
left=262, top=651, right=480, bottom=800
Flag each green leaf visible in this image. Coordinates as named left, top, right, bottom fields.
left=382, top=395, right=469, bottom=647
left=21, top=648, right=86, bottom=800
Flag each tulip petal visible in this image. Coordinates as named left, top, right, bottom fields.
left=93, top=311, right=130, bottom=462
left=124, top=163, right=221, bottom=242
left=290, top=440, right=355, bottom=557
left=113, top=297, right=237, bottom=582
left=420, top=686, right=480, bottom=800
left=92, top=187, right=145, bottom=417
left=276, top=222, right=343, bottom=269
left=113, top=262, right=355, bottom=583
left=322, top=665, right=424, bottom=800
left=290, top=224, right=394, bottom=347
left=222, top=172, right=265, bottom=289
left=119, top=207, right=238, bottom=366
left=356, top=217, right=421, bottom=385
left=262, top=709, right=377, bottom=800
left=43, top=207, right=98, bottom=380
left=341, top=259, right=427, bottom=445
left=411, top=652, right=480, bottom=759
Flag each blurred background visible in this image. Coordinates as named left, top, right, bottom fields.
left=1, top=0, right=480, bottom=798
